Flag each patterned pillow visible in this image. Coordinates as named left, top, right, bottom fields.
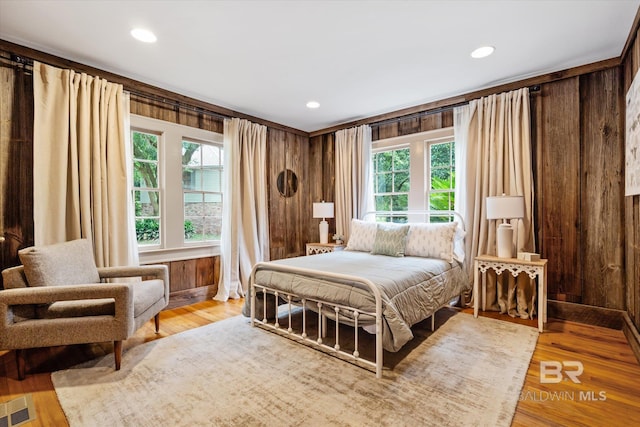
left=371, top=223, right=410, bottom=257
left=345, top=219, right=378, bottom=252
left=405, top=222, right=459, bottom=262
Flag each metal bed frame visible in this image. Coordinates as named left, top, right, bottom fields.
left=249, top=211, right=465, bottom=379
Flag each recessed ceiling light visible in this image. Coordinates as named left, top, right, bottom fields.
left=471, top=46, right=495, bottom=59
left=131, top=28, right=157, bottom=43
left=306, top=101, right=320, bottom=109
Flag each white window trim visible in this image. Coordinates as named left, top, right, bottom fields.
left=373, top=127, right=454, bottom=222
left=131, top=114, right=223, bottom=264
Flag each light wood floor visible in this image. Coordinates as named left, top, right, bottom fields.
left=1, top=299, right=639, bottom=426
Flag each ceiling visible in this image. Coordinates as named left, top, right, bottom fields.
left=0, top=0, right=638, bottom=133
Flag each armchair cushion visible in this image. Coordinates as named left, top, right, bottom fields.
left=18, top=239, right=100, bottom=287
left=36, top=299, right=115, bottom=319
left=133, top=279, right=165, bottom=317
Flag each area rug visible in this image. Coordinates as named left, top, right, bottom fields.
left=52, top=312, right=538, bottom=427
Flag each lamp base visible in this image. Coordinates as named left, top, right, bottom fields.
left=496, top=223, right=514, bottom=258
left=319, top=220, right=329, bottom=244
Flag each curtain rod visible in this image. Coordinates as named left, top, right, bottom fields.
left=2, top=52, right=230, bottom=122
left=370, top=101, right=468, bottom=128
left=370, top=85, right=540, bottom=129
left=126, top=89, right=229, bottom=121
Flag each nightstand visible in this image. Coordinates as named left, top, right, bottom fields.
left=306, top=243, right=346, bottom=256
left=473, top=254, right=548, bottom=332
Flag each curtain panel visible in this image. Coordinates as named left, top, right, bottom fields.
left=334, top=125, right=373, bottom=241
left=32, top=61, right=137, bottom=267
left=215, top=118, right=269, bottom=301
left=455, top=88, right=536, bottom=319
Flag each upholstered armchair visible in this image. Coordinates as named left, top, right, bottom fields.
left=0, top=239, right=170, bottom=380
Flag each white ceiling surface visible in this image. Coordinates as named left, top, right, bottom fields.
left=0, top=0, right=638, bottom=132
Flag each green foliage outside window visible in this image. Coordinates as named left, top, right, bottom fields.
left=373, top=147, right=410, bottom=223
left=133, top=131, right=160, bottom=245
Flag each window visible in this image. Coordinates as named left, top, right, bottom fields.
left=373, top=147, right=410, bottom=222
left=133, top=131, right=161, bottom=245
left=372, top=128, right=455, bottom=223
left=130, top=115, right=223, bottom=263
left=182, top=140, right=223, bottom=242
left=428, top=140, right=455, bottom=222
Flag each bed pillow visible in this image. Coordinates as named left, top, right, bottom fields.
left=18, top=239, right=100, bottom=287
left=453, top=226, right=467, bottom=264
left=371, top=223, right=410, bottom=257
left=345, top=219, right=378, bottom=252
left=405, top=222, right=459, bottom=262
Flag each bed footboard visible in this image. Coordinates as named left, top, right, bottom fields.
left=249, top=263, right=384, bottom=378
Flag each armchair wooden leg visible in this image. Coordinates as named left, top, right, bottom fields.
left=114, top=341, right=122, bottom=371
left=16, top=349, right=26, bottom=380
left=154, top=313, right=160, bottom=333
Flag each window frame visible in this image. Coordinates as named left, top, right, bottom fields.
left=181, top=138, right=224, bottom=244
left=130, top=114, right=223, bottom=264
left=372, top=127, right=455, bottom=223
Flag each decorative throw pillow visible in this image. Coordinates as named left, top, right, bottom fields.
left=19, top=239, right=100, bottom=287
left=345, top=219, right=378, bottom=252
left=371, top=223, right=410, bottom=257
left=405, top=222, right=459, bottom=262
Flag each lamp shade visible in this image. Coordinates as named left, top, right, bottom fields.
left=486, top=195, right=524, bottom=220
left=313, top=202, right=334, bottom=219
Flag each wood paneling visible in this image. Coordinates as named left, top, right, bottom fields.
left=130, top=95, right=224, bottom=134
left=579, top=69, right=625, bottom=309
left=169, top=259, right=197, bottom=293
left=308, top=133, right=335, bottom=243
left=267, top=129, right=311, bottom=260
left=195, top=256, right=215, bottom=288
left=0, top=61, right=34, bottom=288
left=370, top=110, right=454, bottom=142
left=534, top=78, right=582, bottom=302
left=268, top=129, right=287, bottom=261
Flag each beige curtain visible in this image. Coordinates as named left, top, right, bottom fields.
left=215, top=118, right=269, bottom=301
left=456, top=88, right=536, bottom=318
left=32, top=61, right=136, bottom=267
left=334, top=125, right=372, bottom=241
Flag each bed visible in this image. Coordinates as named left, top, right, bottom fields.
left=244, top=213, right=470, bottom=378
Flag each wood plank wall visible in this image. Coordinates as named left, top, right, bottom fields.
left=308, top=133, right=336, bottom=244
left=622, top=26, right=640, bottom=332
left=268, top=129, right=311, bottom=260
left=0, top=62, right=34, bottom=286
left=532, top=68, right=625, bottom=309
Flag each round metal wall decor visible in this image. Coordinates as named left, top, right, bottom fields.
left=277, top=169, right=298, bottom=197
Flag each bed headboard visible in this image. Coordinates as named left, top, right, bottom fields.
left=361, top=210, right=466, bottom=233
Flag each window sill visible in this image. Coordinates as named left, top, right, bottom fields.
left=138, top=244, right=221, bottom=264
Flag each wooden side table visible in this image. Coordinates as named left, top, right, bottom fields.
left=473, top=254, right=548, bottom=332
left=306, top=243, right=345, bottom=256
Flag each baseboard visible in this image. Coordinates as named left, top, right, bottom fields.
left=548, top=300, right=640, bottom=363
left=622, top=312, right=640, bottom=365
left=547, top=300, right=625, bottom=329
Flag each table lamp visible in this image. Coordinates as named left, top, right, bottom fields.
left=486, top=195, right=525, bottom=258
left=313, top=201, right=334, bottom=244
